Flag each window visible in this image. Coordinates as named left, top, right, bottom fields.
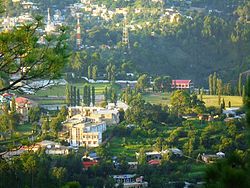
left=88, top=141, right=91, bottom=144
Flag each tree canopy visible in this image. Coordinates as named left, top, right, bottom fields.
left=0, top=15, right=69, bottom=92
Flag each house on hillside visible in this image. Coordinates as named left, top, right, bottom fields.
left=111, top=174, right=148, bottom=188
left=15, top=97, right=37, bottom=123
left=171, top=80, right=194, bottom=91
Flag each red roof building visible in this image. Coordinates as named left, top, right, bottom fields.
left=82, top=156, right=99, bottom=170
left=171, top=80, right=193, bottom=90
left=15, top=97, right=36, bottom=123
left=148, top=159, right=161, bottom=165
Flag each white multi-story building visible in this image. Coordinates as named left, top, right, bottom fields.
left=66, top=115, right=106, bottom=147
left=68, top=106, right=120, bottom=125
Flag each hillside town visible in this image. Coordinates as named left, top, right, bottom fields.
left=0, top=0, right=250, bottom=187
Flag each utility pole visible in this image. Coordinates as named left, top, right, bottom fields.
left=76, top=14, right=81, bottom=49
left=122, top=13, right=130, bottom=53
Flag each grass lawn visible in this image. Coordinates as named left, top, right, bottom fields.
left=202, top=95, right=242, bottom=107
left=143, top=92, right=171, bottom=105
left=143, top=92, right=243, bottom=108
left=35, top=99, right=66, bottom=105
left=34, top=83, right=114, bottom=97
left=16, top=123, right=33, bottom=133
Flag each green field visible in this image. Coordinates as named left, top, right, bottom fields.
left=143, top=92, right=243, bottom=108
left=34, top=83, right=115, bottom=97
left=143, top=92, right=171, bottom=105
left=202, top=95, right=242, bottom=107
left=16, top=123, right=33, bottom=133
left=28, top=82, right=121, bottom=105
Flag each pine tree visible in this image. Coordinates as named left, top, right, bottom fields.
left=77, top=88, right=80, bottom=106
left=92, top=65, right=98, bottom=81
left=70, top=85, right=73, bottom=106
left=209, top=74, right=213, bottom=95
left=106, top=64, right=112, bottom=81
left=238, top=73, right=242, bottom=96
left=83, top=84, right=88, bottom=106
left=111, top=88, right=118, bottom=105
left=10, top=97, right=16, bottom=113
left=104, top=86, right=108, bottom=103
left=88, top=65, right=92, bottom=79
left=87, top=85, right=91, bottom=106
left=217, top=78, right=222, bottom=105
left=65, top=84, right=70, bottom=106
left=111, top=65, right=116, bottom=82
left=243, top=85, right=246, bottom=104
left=73, top=86, right=77, bottom=106
left=92, top=86, right=95, bottom=106
left=213, top=72, right=217, bottom=95
left=200, top=88, right=204, bottom=101
left=222, top=98, right=225, bottom=109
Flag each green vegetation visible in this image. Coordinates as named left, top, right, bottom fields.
left=16, top=123, right=33, bottom=133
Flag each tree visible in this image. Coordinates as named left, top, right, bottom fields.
left=23, top=155, right=37, bottom=188
left=111, top=64, right=116, bottom=82
left=92, top=65, right=98, bottom=81
left=88, top=65, right=92, bottom=79
left=217, top=78, right=222, bottom=105
left=154, top=137, right=163, bottom=152
left=0, top=16, right=69, bottom=92
left=83, top=84, right=88, bottom=106
left=71, top=52, right=82, bottom=71
left=162, top=76, right=172, bottom=92
left=92, top=86, right=95, bottom=106
left=242, top=85, right=246, bottom=104
left=222, top=98, right=225, bottom=109
left=170, top=90, right=190, bottom=117
left=110, top=88, right=117, bottom=105
left=153, top=76, right=163, bottom=92
left=77, top=88, right=80, bottom=106
left=28, top=107, right=41, bottom=123
left=136, top=74, right=149, bottom=92
left=238, top=73, right=242, bottom=96
left=87, top=85, right=91, bottom=106
left=73, top=86, right=77, bottom=106
left=65, top=83, right=71, bottom=106
left=104, top=86, right=109, bottom=103
left=51, top=167, right=67, bottom=187
left=213, top=72, right=217, bottom=95
left=0, top=114, right=9, bottom=132
left=106, top=63, right=112, bottom=81
left=70, top=85, right=73, bottom=106
left=42, top=116, right=49, bottom=134
left=10, top=97, right=16, bottom=113
left=200, top=87, right=204, bottom=101
left=138, top=148, right=146, bottom=165
left=209, top=74, right=213, bottom=95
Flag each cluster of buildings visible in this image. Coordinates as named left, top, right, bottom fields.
left=112, top=174, right=148, bottom=188
left=69, top=0, right=183, bottom=28
left=1, top=1, right=65, bottom=35
left=136, top=149, right=183, bottom=165
left=0, top=140, right=70, bottom=159
left=61, top=106, right=120, bottom=148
